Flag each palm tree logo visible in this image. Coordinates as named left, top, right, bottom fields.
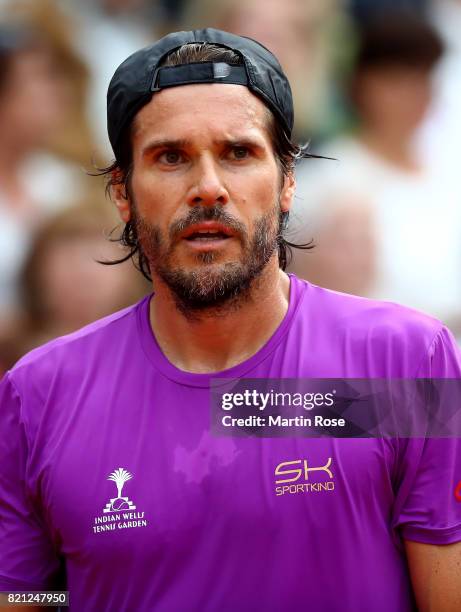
left=109, top=468, right=132, bottom=498
left=103, top=467, right=137, bottom=513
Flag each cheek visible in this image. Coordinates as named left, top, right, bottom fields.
left=236, top=171, right=280, bottom=213
left=130, top=170, right=183, bottom=221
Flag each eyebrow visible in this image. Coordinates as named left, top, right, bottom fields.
left=141, top=136, right=265, bottom=157
left=141, top=139, right=188, bottom=156
left=217, top=137, right=265, bottom=149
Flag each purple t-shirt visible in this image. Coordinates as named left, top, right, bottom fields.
left=1, top=275, right=461, bottom=611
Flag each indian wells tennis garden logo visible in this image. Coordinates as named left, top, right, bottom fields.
left=104, top=468, right=136, bottom=512
left=93, top=467, right=148, bottom=534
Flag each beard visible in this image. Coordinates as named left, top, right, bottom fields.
left=133, top=202, right=282, bottom=317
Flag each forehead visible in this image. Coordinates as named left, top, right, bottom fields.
left=131, top=83, right=271, bottom=145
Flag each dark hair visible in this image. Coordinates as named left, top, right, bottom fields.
left=98, top=43, right=320, bottom=279
left=354, top=12, right=444, bottom=73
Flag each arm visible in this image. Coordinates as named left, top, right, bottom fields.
left=405, top=540, right=461, bottom=612
left=0, top=375, right=61, bottom=606
left=398, top=329, right=461, bottom=611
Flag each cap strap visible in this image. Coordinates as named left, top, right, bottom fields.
left=151, top=62, right=248, bottom=92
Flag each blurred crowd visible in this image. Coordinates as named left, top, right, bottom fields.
left=0, top=0, right=461, bottom=373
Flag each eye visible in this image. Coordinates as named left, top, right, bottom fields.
left=158, top=150, right=183, bottom=165
left=229, top=146, right=250, bottom=160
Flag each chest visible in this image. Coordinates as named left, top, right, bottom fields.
left=34, top=386, right=398, bottom=560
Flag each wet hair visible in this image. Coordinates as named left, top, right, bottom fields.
left=98, top=42, right=321, bottom=280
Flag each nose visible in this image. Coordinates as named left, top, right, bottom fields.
left=186, top=156, right=230, bottom=207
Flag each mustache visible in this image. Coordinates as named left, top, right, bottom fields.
left=169, top=206, right=247, bottom=240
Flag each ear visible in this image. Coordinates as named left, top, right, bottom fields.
left=111, top=172, right=132, bottom=223
left=280, top=172, right=295, bottom=213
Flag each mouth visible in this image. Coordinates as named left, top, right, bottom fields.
left=180, top=222, right=234, bottom=248
left=185, top=231, right=231, bottom=242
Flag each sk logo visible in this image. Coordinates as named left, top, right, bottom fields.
left=455, top=480, right=461, bottom=502
left=103, top=468, right=137, bottom=513
left=275, top=457, right=333, bottom=484
left=274, top=457, right=335, bottom=496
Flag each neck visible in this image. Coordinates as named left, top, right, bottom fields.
left=149, top=258, right=291, bottom=373
left=359, top=125, right=421, bottom=173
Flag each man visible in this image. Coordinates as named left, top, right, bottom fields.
left=0, top=29, right=460, bottom=612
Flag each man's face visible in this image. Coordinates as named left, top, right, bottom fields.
left=114, top=83, right=294, bottom=314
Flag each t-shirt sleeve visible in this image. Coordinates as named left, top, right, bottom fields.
left=392, top=326, right=461, bottom=545
left=0, top=372, right=61, bottom=590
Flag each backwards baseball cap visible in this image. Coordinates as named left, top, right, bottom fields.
left=107, top=28, right=294, bottom=160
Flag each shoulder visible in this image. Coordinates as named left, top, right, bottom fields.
left=8, top=297, right=148, bottom=394
left=0, top=297, right=150, bottom=452
left=304, top=279, right=441, bottom=335
left=291, top=276, right=459, bottom=376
